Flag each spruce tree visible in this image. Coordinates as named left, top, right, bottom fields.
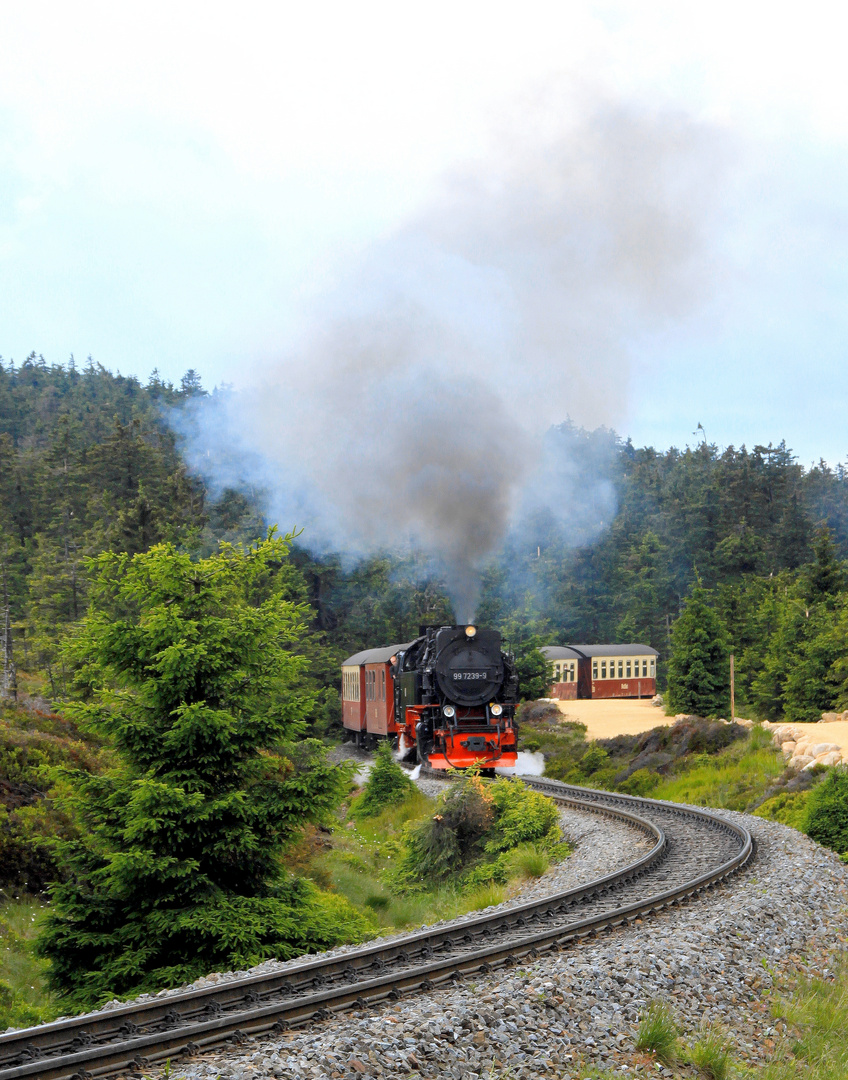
left=37, top=532, right=365, bottom=1008
left=666, top=583, right=731, bottom=718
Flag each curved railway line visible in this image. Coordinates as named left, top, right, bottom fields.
left=0, top=779, right=754, bottom=1080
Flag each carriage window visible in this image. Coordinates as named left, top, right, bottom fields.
left=626, top=661, right=631, bottom=677
left=642, top=660, right=648, bottom=676
left=381, top=669, right=385, bottom=701
left=570, top=663, right=575, bottom=681
left=650, top=660, right=656, bottom=675
left=555, top=664, right=561, bottom=680
left=600, top=661, right=606, bottom=678
left=618, top=661, right=623, bottom=678
left=592, top=662, right=598, bottom=679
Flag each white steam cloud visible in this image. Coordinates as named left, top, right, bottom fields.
left=178, top=92, right=727, bottom=619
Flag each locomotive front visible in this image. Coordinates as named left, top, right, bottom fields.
left=394, top=625, right=519, bottom=770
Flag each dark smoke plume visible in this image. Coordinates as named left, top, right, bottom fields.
left=178, top=93, right=726, bottom=619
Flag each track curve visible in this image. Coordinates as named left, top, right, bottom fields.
left=0, top=782, right=753, bottom=1080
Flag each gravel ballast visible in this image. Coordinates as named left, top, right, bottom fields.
left=142, top=801, right=848, bottom=1080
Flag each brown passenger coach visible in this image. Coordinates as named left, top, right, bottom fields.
left=542, top=643, right=658, bottom=700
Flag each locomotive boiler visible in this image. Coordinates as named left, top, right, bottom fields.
left=341, top=624, right=519, bottom=770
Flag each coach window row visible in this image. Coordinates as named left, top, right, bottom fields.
left=592, top=658, right=656, bottom=680
left=554, top=662, right=577, bottom=682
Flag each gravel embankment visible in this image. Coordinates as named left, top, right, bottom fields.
left=144, top=803, right=848, bottom=1080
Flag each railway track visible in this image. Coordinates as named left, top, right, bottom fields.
left=0, top=780, right=753, bottom=1080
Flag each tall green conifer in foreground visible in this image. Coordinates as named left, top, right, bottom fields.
left=667, top=583, right=731, bottom=718
left=37, top=532, right=365, bottom=1008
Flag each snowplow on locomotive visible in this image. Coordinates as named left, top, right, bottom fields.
left=342, top=624, right=519, bottom=770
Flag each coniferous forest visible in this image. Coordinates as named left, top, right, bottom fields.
left=4, top=353, right=848, bottom=1016
left=2, top=354, right=848, bottom=721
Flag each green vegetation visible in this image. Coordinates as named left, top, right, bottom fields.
left=504, top=842, right=550, bottom=879
left=645, top=725, right=786, bottom=810
left=36, top=535, right=365, bottom=1010
left=667, top=583, right=731, bottom=718
left=0, top=704, right=109, bottom=892
left=351, top=741, right=414, bottom=818
left=688, top=1024, right=731, bottom=1080
left=390, top=772, right=562, bottom=891
left=761, top=959, right=848, bottom=1079
left=802, top=768, right=848, bottom=854
left=295, top=777, right=564, bottom=933
left=0, top=895, right=56, bottom=1029
left=6, top=357, right=848, bottom=1026
left=531, top=711, right=848, bottom=865
left=635, top=1000, right=679, bottom=1062
left=512, top=644, right=551, bottom=702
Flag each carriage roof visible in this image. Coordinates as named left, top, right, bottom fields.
left=550, top=643, right=659, bottom=658
left=342, top=643, right=413, bottom=667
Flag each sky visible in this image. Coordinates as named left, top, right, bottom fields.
left=2, top=1, right=848, bottom=466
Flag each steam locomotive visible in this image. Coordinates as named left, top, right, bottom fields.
left=342, top=624, right=519, bottom=770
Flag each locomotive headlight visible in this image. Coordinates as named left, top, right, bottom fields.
left=465, top=625, right=477, bottom=638
left=443, top=705, right=456, bottom=718
left=490, top=703, right=503, bottom=717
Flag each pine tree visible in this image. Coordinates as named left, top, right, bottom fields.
left=37, top=532, right=366, bottom=1008
left=666, top=583, right=731, bottom=717
left=804, top=527, right=845, bottom=606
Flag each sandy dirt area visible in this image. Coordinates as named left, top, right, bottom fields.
left=553, top=697, right=675, bottom=740
left=808, top=720, right=848, bottom=752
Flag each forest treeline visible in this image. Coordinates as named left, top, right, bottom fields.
left=2, top=355, right=848, bottom=721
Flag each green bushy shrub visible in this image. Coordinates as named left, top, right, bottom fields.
left=618, top=768, right=661, bottom=797
left=804, top=768, right=848, bottom=854
left=352, top=742, right=414, bottom=818
left=579, top=744, right=609, bottom=775
left=753, top=790, right=810, bottom=830
left=392, top=772, right=494, bottom=888
left=483, top=778, right=559, bottom=854
left=391, top=774, right=560, bottom=891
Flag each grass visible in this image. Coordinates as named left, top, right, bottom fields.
left=634, top=1000, right=678, bottom=1062
left=759, top=959, right=848, bottom=1079
left=647, top=725, right=787, bottom=811
left=297, top=788, right=537, bottom=931
left=295, top=779, right=569, bottom=932
left=504, top=842, right=550, bottom=880
left=689, top=1023, right=731, bottom=1079
left=0, top=893, right=57, bottom=1029
left=545, top=716, right=799, bottom=818
left=466, top=883, right=506, bottom=910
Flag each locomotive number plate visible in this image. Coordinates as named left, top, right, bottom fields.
left=452, top=669, right=494, bottom=681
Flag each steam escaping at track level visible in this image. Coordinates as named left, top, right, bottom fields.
left=177, top=91, right=726, bottom=618
left=495, top=751, right=546, bottom=777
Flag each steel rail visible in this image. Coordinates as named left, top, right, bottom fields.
left=0, top=784, right=752, bottom=1080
